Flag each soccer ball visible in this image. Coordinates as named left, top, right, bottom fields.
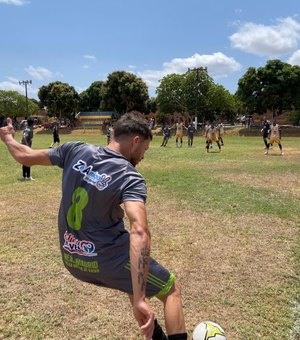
left=192, top=321, right=226, bottom=340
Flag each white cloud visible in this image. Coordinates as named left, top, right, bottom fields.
left=229, top=17, right=300, bottom=56
left=83, top=54, right=96, bottom=60
left=0, top=81, right=22, bottom=92
left=138, top=52, right=241, bottom=89
left=83, top=65, right=90, bottom=69
left=6, top=76, right=19, bottom=83
left=163, top=52, right=241, bottom=75
left=25, top=66, right=53, bottom=80
left=288, top=50, right=300, bottom=65
left=0, top=0, right=29, bottom=5
left=128, top=65, right=137, bottom=70
left=0, top=80, right=37, bottom=97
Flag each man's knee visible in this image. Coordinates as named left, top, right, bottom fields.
left=158, top=281, right=182, bottom=303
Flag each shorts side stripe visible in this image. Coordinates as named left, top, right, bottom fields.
left=124, top=263, right=166, bottom=289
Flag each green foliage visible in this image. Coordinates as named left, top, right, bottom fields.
left=100, top=71, right=149, bottom=114
left=0, top=90, right=39, bottom=118
left=145, top=97, right=157, bottom=113
left=207, top=83, right=238, bottom=122
left=237, top=59, right=300, bottom=117
left=183, top=67, right=212, bottom=117
left=38, top=81, right=80, bottom=118
left=156, top=73, right=187, bottom=114
left=156, top=68, right=237, bottom=122
left=79, top=81, right=104, bottom=112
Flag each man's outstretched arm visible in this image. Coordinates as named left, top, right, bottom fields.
left=0, top=118, right=52, bottom=166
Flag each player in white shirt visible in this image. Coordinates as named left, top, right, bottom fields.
left=264, top=119, right=283, bottom=155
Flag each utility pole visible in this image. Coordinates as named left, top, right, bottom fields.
left=19, top=80, right=32, bottom=118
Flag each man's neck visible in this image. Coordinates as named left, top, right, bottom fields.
left=108, top=139, right=130, bottom=160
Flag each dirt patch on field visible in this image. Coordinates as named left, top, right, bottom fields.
left=216, top=171, right=300, bottom=198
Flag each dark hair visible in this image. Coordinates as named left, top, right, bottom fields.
left=27, top=118, right=34, bottom=127
left=113, top=111, right=153, bottom=140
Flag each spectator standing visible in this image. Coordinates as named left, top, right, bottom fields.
left=20, top=118, right=34, bottom=180
left=49, top=122, right=60, bottom=148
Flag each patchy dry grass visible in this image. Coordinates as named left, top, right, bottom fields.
left=0, top=134, right=299, bottom=339
left=146, top=190, right=297, bottom=339
left=215, top=171, right=300, bottom=198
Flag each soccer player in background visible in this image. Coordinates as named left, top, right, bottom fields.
left=205, top=122, right=221, bottom=153
left=261, top=116, right=271, bottom=150
left=49, top=121, right=60, bottom=148
left=172, top=118, right=186, bottom=148
left=187, top=121, right=195, bottom=147
left=216, top=121, right=224, bottom=146
left=264, top=119, right=284, bottom=155
left=161, top=124, right=172, bottom=147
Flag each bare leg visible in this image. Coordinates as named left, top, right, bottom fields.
left=128, top=282, right=186, bottom=338
left=157, top=282, right=186, bottom=335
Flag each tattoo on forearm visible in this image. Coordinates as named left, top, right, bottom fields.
left=137, top=247, right=150, bottom=291
left=138, top=247, right=149, bottom=270
left=138, top=272, right=146, bottom=291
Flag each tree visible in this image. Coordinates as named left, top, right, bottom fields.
left=236, top=60, right=300, bottom=117
left=100, top=71, right=149, bottom=114
left=0, top=90, right=38, bottom=118
left=79, top=81, right=104, bottom=112
left=156, top=74, right=186, bottom=115
left=145, top=97, right=157, bottom=114
left=38, top=81, right=80, bottom=118
left=207, top=84, right=238, bottom=122
left=156, top=67, right=214, bottom=121
left=236, top=67, right=262, bottom=114
left=183, top=67, right=213, bottom=118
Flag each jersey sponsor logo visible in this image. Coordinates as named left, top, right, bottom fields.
left=72, top=159, right=111, bottom=191
left=63, top=231, right=98, bottom=257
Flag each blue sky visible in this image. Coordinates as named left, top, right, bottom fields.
left=1, top=0, right=300, bottom=100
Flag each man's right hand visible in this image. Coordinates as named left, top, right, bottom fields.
left=133, top=299, right=155, bottom=340
left=0, top=118, right=15, bottom=142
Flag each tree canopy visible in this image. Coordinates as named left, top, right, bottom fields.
left=38, top=81, right=80, bottom=118
left=79, top=81, right=104, bottom=112
left=100, top=71, right=149, bottom=114
left=156, top=67, right=237, bottom=122
left=0, top=90, right=38, bottom=118
left=236, top=59, right=300, bottom=116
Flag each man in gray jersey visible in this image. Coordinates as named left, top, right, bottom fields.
left=0, top=112, right=187, bottom=340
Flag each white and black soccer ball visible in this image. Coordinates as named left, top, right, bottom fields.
left=193, top=321, right=226, bottom=340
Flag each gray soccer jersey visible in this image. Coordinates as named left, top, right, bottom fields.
left=48, top=142, right=173, bottom=297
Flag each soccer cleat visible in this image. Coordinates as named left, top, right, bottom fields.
left=264, top=151, right=268, bottom=155
left=26, top=177, right=35, bottom=180
left=281, top=152, right=284, bottom=156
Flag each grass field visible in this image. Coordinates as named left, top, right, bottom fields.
left=0, top=130, right=299, bottom=339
